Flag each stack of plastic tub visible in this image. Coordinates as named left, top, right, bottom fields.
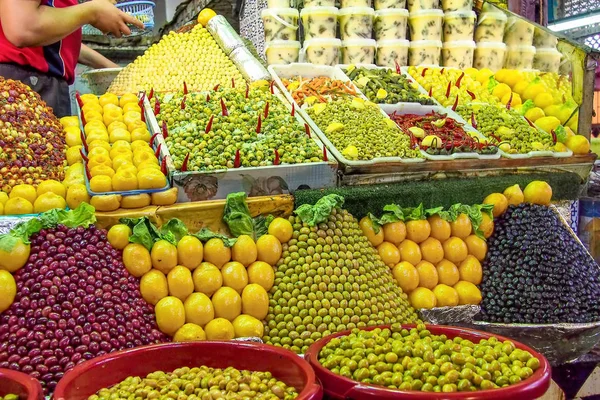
left=532, top=27, right=562, bottom=73
left=407, top=0, right=443, bottom=66
left=373, top=0, right=409, bottom=67
left=441, top=0, right=476, bottom=70
left=473, top=4, right=507, bottom=71
left=503, top=15, right=536, bottom=70
left=338, top=0, right=376, bottom=65
left=262, top=0, right=301, bottom=65
left=300, top=0, right=342, bottom=66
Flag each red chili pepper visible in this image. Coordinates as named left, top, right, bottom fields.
left=79, top=148, right=88, bottom=162
left=428, top=87, right=432, bottom=97
left=181, top=96, right=186, bottom=110
left=181, top=153, right=190, bottom=172
left=148, top=88, right=154, bottom=100
left=154, top=143, right=162, bottom=158
left=471, top=113, right=477, bottom=129
left=231, top=78, right=235, bottom=88
left=80, top=111, right=87, bottom=127
left=440, top=68, right=445, bottom=75
left=445, top=81, right=452, bottom=98
left=489, top=133, right=501, bottom=143
left=524, top=116, right=535, bottom=128
left=75, top=91, right=83, bottom=108
left=270, top=81, right=275, bottom=94
left=221, top=99, right=228, bottom=116
left=451, top=96, right=459, bottom=111
left=421, top=67, right=428, bottom=77
left=162, top=121, right=168, bottom=138
left=291, top=103, right=295, bottom=117
left=80, top=130, right=88, bottom=153
left=551, top=129, right=557, bottom=144
left=234, top=149, right=241, bottom=168
left=322, top=146, right=328, bottom=161
left=205, top=115, right=214, bottom=133
left=85, top=164, right=91, bottom=181
left=160, top=157, right=167, bottom=175
left=213, top=84, right=220, bottom=91
left=304, top=123, right=311, bottom=138
left=456, top=72, right=465, bottom=88
left=467, top=90, right=475, bottom=100
left=150, top=132, right=160, bottom=145
left=256, top=114, right=262, bottom=133
left=183, top=81, right=188, bottom=95
left=264, top=102, right=270, bottom=119
left=154, top=99, right=161, bottom=116
left=394, top=60, right=401, bottom=74
left=206, top=93, right=211, bottom=102
left=138, top=92, right=146, bottom=108
left=245, top=83, right=249, bottom=99
left=273, top=149, right=280, bottom=165
left=506, top=93, right=513, bottom=110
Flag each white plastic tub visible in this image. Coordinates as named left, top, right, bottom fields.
left=374, top=9, right=409, bottom=40
left=265, top=40, right=301, bottom=65
left=302, top=38, right=342, bottom=65
left=443, top=10, right=476, bottom=41
left=261, top=8, right=299, bottom=41
left=473, top=42, right=506, bottom=71
left=375, top=0, right=406, bottom=9
left=407, top=0, right=440, bottom=12
left=301, top=7, right=339, bottom=40
left=474, top=12, right=507, bottom=42
left=441, top=0, right=472, bottom=12
left=376, top=39, right=409, bottom=67
left=533, top=27, right=559, bottom=48
left=340, top=0, right=372, bottom=6
left=267, top=0, right=290, bottom=7
left=304, top=0, right=335, bottom=5
left=409, top=39, right=442, bottom=65
left=409, top=9, right=443, bottom=40
left=504, top=16, right=534, bottom=46
left=342, top=39, right=377, bottom=64
left=533, top=47, right=562, bottom=73
left=441, top=40, right=475, bottom=69
left=339, top=7, right=375, bottom=40
left=504, top=45, right=536, bottom=70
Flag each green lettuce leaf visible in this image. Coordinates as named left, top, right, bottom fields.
left=367, top=213, right=383, bottom=234
left=295, top=194, right=344, bottom=227
left=402, top=204, right=426, bottom=221
left=519, top=100, right=536, bottom=116
left=0, top=234, right=22, bottom=252
left=223, top=192, right=255, bottom=238
left=465, top=204, right=494, bottom=239
left=120, top=216, right=162, bottom=251
left=487, top=77, right=498, bottom=92
left=159, top=218, right=189, bottom=244
left=554, top=125, right=567, bottom=143
left=424, top=206, right=444, bottom=217
left=253, top=214, right=274, bottom=239
left=193, top=228, right=237, bottom=247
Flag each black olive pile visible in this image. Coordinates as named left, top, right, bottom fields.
left=480, top=204, right=600, bottom=324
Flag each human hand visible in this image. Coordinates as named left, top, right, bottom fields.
left=88, top=0, right=145, bottom=37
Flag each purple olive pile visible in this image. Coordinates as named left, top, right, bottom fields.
left=0, top=224, right=168, bottom=393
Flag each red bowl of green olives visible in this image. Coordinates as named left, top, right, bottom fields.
left=53, top=341, right=323, bottom=400
left=305, top=324, right=551, bottom=400
left=0, top=368, right=44, bottom=400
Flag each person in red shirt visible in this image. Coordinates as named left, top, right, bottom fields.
left=0, top=0, right=143, bottom=117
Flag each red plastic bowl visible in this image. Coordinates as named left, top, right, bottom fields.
left=305, top=324, right=551, bottom=400
left=53, top=341, right=322, bottom=400
left=0, top=368, right=43, bottom=400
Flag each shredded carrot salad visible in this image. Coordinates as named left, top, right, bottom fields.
left=282, top=76, right=358, bottom=106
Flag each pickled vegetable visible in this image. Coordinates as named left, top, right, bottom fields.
left=283, top=76, right=358, bottom=106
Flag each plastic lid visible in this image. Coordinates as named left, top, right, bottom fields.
left=303, top=38, right=343, bottom=47
left=375, top=8, right=409, bottom=16
left=443, top=10, right=476, bottom=18
left=475, top=42, right=507, bottom=49
left=261, top=8, right=300, bottom=17
left=534, top=47, right=561, bottom=55
left=507, top=45, right=536, bottom=53
left=300, top=6, right=339, bottom=17
left=342, top=38, right=377, bottom=47
left=410, top=40, right=443, bottom=48
left=338, top=7, right=376, bottom=15
left=409, top=9, right=444, bottom=17
left=377, top=39, right=410, bottom=47
left=265, top=40, right=302, bottom=49
left=478, top=11, right=508, bottom=22
left=442, top=40, right=475, bottom=49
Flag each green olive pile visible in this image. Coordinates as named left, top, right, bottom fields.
left=344, top=66, right=434, bottom=105
left=264, top=208, right=420, bottom=354
left=157, top=87, right=323, bottom=171
left=306, top=99, right=422, bottom=161
left=319, top=325, right=542, bottom=393
left=88, top=366, right=298, bottom=400
left=455, top=104, right=554, bottom=154
left=0, top=395, right=19, bottom=400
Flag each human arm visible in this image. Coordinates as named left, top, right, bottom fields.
left=78, top=44, right=119, bottom=69
left=0, top=0, right=144, bottom=48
